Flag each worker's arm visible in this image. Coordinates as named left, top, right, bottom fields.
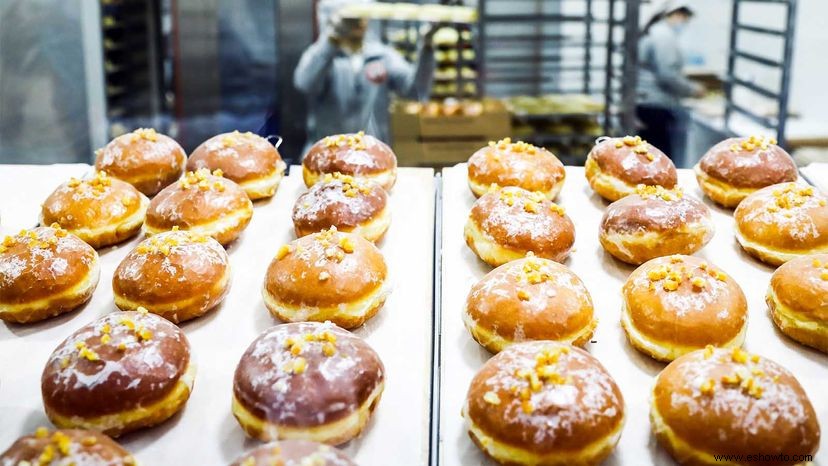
left=293, top=38, right=339, bottom=97
left=650, top=33, right=704, bottom=98
left=386, top=33, right=436, bottom=99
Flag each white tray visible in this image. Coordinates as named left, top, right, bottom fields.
left=0, top=166, right=436, bottom=466
left=438, top=164, right=828, bottom=465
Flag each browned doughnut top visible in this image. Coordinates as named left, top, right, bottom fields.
left=469, top=187, right=574, bottom=259
left=41, top=172, right=147, bottom=231
left=699, top=136, right=797, bottom=189
left=466, top=256, right=593, bottom=341
left=734, top=183, right=828, bottom=251
left=94, top=128, right=186, bottom=196
left=303, top=132, right=397, bottom=175
left=233, top=322, right=384, bottom=428
left=293, top=173, right=388, bottom=232
left=601, top=185, right=712, bottom=234
left=187, top=131, right=285, bottom=183
left=145, top=169, right=252, bottom=228
left=623, top=255, right=747, bottom=347
left=113, top=229, right=229, bottom=305
left=0, top=226, right=97, bottom=304
left=589, top=136, right=677, bottom=187
left=770, top=254, right=828, bottom=320
left=467, top=138, right=565, bottom=192
left=230, top=440, right=356, bottom=466
left=265, top=228, right=386, bottom=308
left=41, top=310, right=190, bottom=418
left=465, top=341, right=624, bottom=454
left=0, top=428, right=136, bottom=466
left=653, top=347, right=820, bottom=460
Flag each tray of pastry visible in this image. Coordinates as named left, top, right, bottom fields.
left=0, top=131, right=436, bottom=465
left=438, top=140, right=827, bottom=465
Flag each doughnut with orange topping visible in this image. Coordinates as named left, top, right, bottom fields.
left=230, top=440, right=356, bottom=466
left=41, top=309, right=195, bottom=437
left=144, top=168, right=254, bottom=245
left=302, top=132, right=397, bottom=190
left=599, top=185, right=714, bottom=265
left=734, top=182, right=828, bottom=266
left=0, top=427, right=137, bottom=465
left=40, top=171, right=149, bottom=249
left=292, top=172, right=390, bottom=242
left=113, top=228, right=231, bottom=323
left=94, top=128, right=186, bottom=196
left=467, top=138, right=566, bottom=199
left=621, top=255, right=747, bottom=362
left=651, top=347, right=820, bottom=465
left=767, top=254, right=828, bottom=353
left=695, top=135, right=798, bottom=208
left=187, top=131, right=287, bottom=200
left=463, top=341, right=625, bottom=465
left=0, top=225, right=99, bottom=324
left=585, top=135, right=677, bottom=202
left=232, top=322, right=384, bottom=445
left=464, top=187, right=575, bottom=267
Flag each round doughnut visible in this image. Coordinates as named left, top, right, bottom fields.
left=651, top=346, right=820, bottom=466
left=263, top=227, right=388, bottom=329
left=40, top=171, right=149, bottom=249
left=734, top=183, right=828, bottom=266
left=467, top=138, right=566, bottom=199
left=187, top=130, right=287, bottom=200
left=94, top=128, right=186, bottom=197
left=695, top=135, right=797, bottom=208
left=463, top=341, right=625, bottom=466
left=41, top=309, right=195, bottom=437
left=463, top=255, right=595, bottom=353
left=232, top=321, right=384, bottom=445
left=464, top=187, right=575, bottom=267
left=292, top=172, right=390, bottom=242
left=585, top=135, right=677, bottom=202
left=767, top=254, right=828, bottom=353
left=0, top=225, right=99, bottom=324
left=144, top=168, right=254, bottom=245
left=599, top=185, right=715, bottom=265
left=230, top=440, right=356, bottom=466
left=0, top=427, right=137, bottom=465
left=621, top=255, right=747, bottom=362
left=113, top=229, right=231, bottom=323
left=302, top=131, right=397, bottom=190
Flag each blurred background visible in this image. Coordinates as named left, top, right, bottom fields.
left=1, top=0, right=826, bottom=169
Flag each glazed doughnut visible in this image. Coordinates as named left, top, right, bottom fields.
left=621, top=255, right=747, bottom=362
left=464, top=187, right=575, bottom=267
left=463, top=254, right=596, bottom=353
left=599, top=185, right=714, bottom=265
left=263, top=227, right=388, bottom=329
left=767, top=254, right=828, bottom=353
left=0, top=225, right=99, bottom=324
left=94, top=128, right=186, bottom=196
left=651, top=346, right=820, bottom=466
left=734, top=183, right=828, bottom=266
left=232, top=321, right=384, bottom=445
left=113, top=228, right=231, bottom=323
left=302, top=131, right=397, bottom=190
left=585, top=135, right=677, bottom=201
left=144, top=168, right=254, bottom=245
left=463, top=341, right=624, bottom=466
left=41, top=309, right=195, bottom=437
left=230, top=440, right=356, bottom=466
left=467, top=138, right=566, bottom=199
left=40, top=171, right=149, bottom=249
left=0, top=427, right=137, bottom=465
left=695, top=135, right=797, bottom=208
left=187, top=130, right=287, bottom=200
left=293, top=172, right=390, bottom=242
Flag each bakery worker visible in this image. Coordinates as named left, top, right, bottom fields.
left=293, top=0, right=437, bottom=151
left=636, top=1, right=705, bottom=167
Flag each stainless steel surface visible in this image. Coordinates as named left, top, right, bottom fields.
left=80, top=0, right=108, bottom=152
left=276, top=0, right=314, bottom=163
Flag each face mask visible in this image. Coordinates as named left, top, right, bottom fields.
left=670, top=21, right=687, bottom=35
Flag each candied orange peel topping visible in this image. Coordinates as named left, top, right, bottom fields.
left=324, top=131, right=367, bottom=151
left=635, top=184, right=683, bottom=201
left=180, top=168, right=225, bottom=191
left=322, top=172, right=374, bottom=197
left=768, top=184, right=818, bottom=212
left=729, top=135, right=776, bottom=153
left=488, top=137, right=539, bottom=155
left=646, top=257, right=724, bottom=292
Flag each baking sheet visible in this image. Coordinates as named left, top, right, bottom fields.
left=801, top=163, right=828, bottom=193
left=438, top=164, right=828, bottom=465
left=0, top=166, right=436, bottom=466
